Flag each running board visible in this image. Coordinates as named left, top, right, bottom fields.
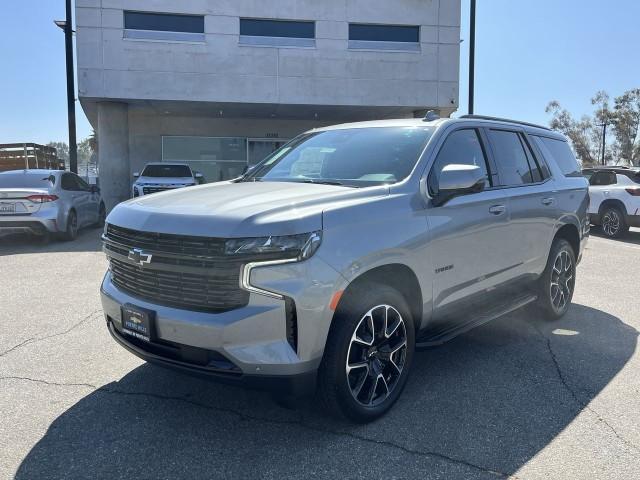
left=416, top=292, right=537, bottom=349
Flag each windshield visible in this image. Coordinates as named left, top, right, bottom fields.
left=0, top=172, right=55, bottom=188
left=141, top=164, right=192, bottom=178
left=243, top=126, right=434, bottom=187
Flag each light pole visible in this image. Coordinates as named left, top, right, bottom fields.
left=54, top=0, right=77, bottom=174
left=468, top=0, right=476, bottom=115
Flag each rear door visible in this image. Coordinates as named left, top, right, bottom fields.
left=427, top=127, right=512, bottom=313
left=61, top=173, right=89, bottom=225
left=76, top=175, right=99, bottom=224
left=484, top=128, right=557, bottom=278
left=585, top=171, right=617, bottom=215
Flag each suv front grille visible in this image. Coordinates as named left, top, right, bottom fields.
left=106, top=224, right=226, bottom=257
left=109, top=258, right=248, bottom=312
left=103, top=224, right=251, bottom=313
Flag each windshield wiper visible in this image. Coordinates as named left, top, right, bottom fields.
left=297, top=179, right=348, bottom=186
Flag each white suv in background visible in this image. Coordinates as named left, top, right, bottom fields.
left=583, top=166, right=640, bottom=238
left=132, top=163, right=203, bottom=198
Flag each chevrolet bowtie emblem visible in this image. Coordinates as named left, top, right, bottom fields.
left=128, top=248, right=153, bottom=266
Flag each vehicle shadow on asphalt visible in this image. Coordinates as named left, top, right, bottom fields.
left=0, top=229, right=102, bottom=256
left=15, top=304, right=637, bottom=479
left=590, top=226, right=640, bottom=246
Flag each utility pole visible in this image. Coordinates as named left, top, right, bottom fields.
left=55, top=0, right=77, bottom=173
left=598, top=121, right=608, bottom=166
left=468, top=0, right=476, bottom=115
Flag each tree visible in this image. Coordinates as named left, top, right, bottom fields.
left=546, top=88, right=640, bottom=166
left=47, top=141, right=69, bottom=166
left=611, top=88, right=640, bottom=166
left=77, top=129, right=98, bottom=177
left=545, top=101, right=598, bottom=166
left=47, top=130, right=99, bottom=175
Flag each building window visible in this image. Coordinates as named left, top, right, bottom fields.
left=239, top=19, right=315, bottom=47
left=124, top=11, right=205, bottom=42
left=348, top=23, right=420, bottom=51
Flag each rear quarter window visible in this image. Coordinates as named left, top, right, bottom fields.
left=532, top=136, right=581, bottom=177
left=622, top=172, right=640, bottom=184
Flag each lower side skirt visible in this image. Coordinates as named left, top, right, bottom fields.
left=416, top=291, right=538, bottom=349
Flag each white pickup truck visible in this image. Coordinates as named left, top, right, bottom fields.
left=132, top=163, right=204, bottom=197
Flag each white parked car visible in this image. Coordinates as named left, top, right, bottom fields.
left=132, top=163, right=203, bottom=197
left=0, top=169, right=105, bottom=241
left=582, top=166, right=640, bottom=238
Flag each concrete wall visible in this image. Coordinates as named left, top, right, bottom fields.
left=76, top=0, right=461, bottom=111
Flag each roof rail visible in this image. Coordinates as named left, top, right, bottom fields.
left=460, top=115, right=552, bottom=131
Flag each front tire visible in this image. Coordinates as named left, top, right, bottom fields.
left=318, top=283, right=415, bottom=422
left=536, top=238, right=576, bottom=320
left=600, top=206, right=628, bottom=238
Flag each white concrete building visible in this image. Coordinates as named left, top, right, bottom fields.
left=76, top=0, right=462, bottom=210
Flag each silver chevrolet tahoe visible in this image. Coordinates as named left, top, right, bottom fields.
left=101, top=115, right=589, bottom=422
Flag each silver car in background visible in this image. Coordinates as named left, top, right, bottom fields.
left=0, top=169, right=105, bottom=241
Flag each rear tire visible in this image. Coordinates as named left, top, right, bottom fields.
left=318, top=283, right=415, bottom=423
left=62, top=210, right=78, bottom=241
left=600, top=206, right=628, bottom=238
left=536, top=238, right=576, bottom=320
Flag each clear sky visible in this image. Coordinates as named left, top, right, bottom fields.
left=457, top=0, right=640, bottom=123
left=0, top=1, right=638, bottom=145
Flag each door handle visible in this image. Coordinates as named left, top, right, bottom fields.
left=542, top=197, right=555, bottom=206
left=489, top=205, right=506, bottom=215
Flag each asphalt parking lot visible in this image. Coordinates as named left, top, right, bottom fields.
left=1, top=229, right=640, bottom=479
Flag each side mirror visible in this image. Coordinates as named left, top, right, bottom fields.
left=433, top=164, right=486, bottom=206
left=133, top=172, right=140, bottom=178
left=90, top=185, right=100, bottom=194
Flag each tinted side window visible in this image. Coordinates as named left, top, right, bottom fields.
left=61, top=174, right=77, bottom=191
left=429, top=129, right=490, bottom=193
left=621, top=172, right=640, bottom=184
left=589, top=172, right=617, bottom=186
left=521, top=134, right=550, bottom=181
left=533, top=136, right=581, bottom=177
left=76, top=176, right=90, bottom=191
left=487, top=130, right=535, bottom=185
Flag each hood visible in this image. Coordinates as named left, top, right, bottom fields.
left=107, top=181, right=388, bottom=237
left=134, top=176, right=194, bottom=185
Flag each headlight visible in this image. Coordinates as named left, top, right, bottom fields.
left=225, top=231, right=322, bottom=261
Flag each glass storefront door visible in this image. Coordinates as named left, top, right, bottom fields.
left=162, top=136, right=247, bottom=183
left=248, top=139, right=288, bottom=167
left=162, top=136, right=288, bottom=183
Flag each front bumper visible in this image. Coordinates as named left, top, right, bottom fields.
left=106, top=319, right=317, bottom=396
left=101, top=254, right=346, bottom=391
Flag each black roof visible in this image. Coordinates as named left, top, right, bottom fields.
left=582, top=166, right=640, bottom=172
